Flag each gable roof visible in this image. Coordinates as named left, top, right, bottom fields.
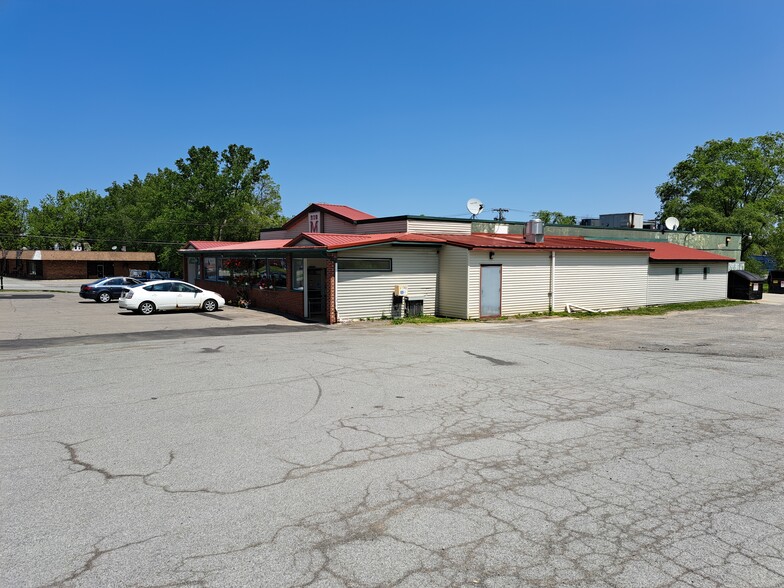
left=281, top=203, right=375, bottom=230
left=191, top=239, right=291, bottom=252
left=184, top=240, right=244, bottom=250
left=603, top=241, right=734, bottom=262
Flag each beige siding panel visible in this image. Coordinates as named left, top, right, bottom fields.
left=407, top=220, right=472, bottom=234
left=437, top=246, right=469, bottom=318
left=496, top=251, right=551, bottom=315
left=467, top=254, right=481, bottom=318
left=336, top=247, right=439, bottom=320
left=648, top=262, right=728, bottom=305
left=553, top=252, right=649, bottom=311
left=258, top=230, right=291, bottom=240
left=323, top=215, right=359, bottom=233
left=287, top=217, right=310, bottom=235
left=466, top=250, right=552, bottom=318
left=354, top=220, right=408, bottom=234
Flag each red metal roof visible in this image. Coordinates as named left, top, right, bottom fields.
left=186, top=234, right=660, bottom=254
left=184, top=240, right=244, bottom=250
left=281, top=203, right=376, bottom=230
left=312, top=203, right=376, bottom=221
left=437, top=234, right=653, bottom=251
left=192, top=239, right=291, bottom=252
left=603, top=240, right=734, bottom=262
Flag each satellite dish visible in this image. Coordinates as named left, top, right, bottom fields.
left=664, top=217, right=680, bottom=231
left=466, top=198, right=484, bottom=217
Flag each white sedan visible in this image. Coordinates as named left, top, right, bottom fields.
left=119, top=280, right=225, bottom=315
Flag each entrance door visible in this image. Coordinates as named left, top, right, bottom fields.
left=96, top=264, right=105, bottom=278
left=480, top=265, right=501, bottom=317
left=307, top=268, right=326, bottom=317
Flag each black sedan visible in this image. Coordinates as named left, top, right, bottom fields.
left=79, top=277, right=143, bottom=302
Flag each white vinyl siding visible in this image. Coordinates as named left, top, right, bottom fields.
left=354, top=220, right=408, bottom=234
left=336, top=247, right=438, bottom=320
left=407, top=220, right=472, bottom=234
left=553, top=252, right=649, bottom=311
left=647, top=262, right=728, bottom=305
left=496, top=251, right=552, bottom=315
left=437, top=246, right=469, bottom=318
left=466, top=251, right=552, bottom=318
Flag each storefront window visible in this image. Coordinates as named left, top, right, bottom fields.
left=222, top=258, right=255, bottom=287
left=292, top=258, right=304, bottom=290
left=204, top=257, right=218, bottom=281
left=257, top=257, right=287, bottom=289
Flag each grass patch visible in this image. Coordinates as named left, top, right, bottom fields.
left=564, top=299, right=749, bottom=319
left=390, top=315, right=458, bottom=325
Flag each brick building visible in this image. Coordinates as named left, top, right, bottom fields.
left=2, top=249, right=156, bottom=279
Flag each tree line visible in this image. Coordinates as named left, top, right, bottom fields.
left=1, top=133, right=782, bottom=274
left=0, top=145, right=285, bottom=273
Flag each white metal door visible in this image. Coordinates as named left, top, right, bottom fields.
left=480, top=265, right=501, bottom=317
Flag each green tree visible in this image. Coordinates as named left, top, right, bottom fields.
left=27, top=190, right=105, bottom=249
left=103, top=145, right=285, bottom=273
left=533, top=210, right=577, bottom=225
left=0, top=195, right=29, bottom=250
left=176, top=144, right=277, bottom=241
left=656, top=133, right=784, bottom=262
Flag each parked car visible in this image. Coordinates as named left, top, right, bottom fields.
left=119, top=280, right=225, bottom=315
left=79, top=277, right=143, bottom=303
left=129, top=269, right=172, bottom=282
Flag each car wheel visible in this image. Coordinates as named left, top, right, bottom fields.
left=98, top=291, right=112, bottom=303
left=139, top=301, right=156, bottom=315
left=202, top=299, right=219, bottom=312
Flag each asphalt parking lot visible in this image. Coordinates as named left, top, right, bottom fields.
left=1, top=285, right=783, bottom=587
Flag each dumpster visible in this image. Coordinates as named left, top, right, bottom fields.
left=768, top=269, right=784, bottom=294
left=727, top=270, right=764, bottom=300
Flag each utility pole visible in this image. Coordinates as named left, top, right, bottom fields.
left=492, top=208, right=508, bottom=222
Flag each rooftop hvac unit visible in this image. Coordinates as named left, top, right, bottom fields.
left=525, top=219, right=545, bottom=244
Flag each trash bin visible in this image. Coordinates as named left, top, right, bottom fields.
left=768, top=270, right=784, bottom=294
left=727, top=270, right=764, bottom=300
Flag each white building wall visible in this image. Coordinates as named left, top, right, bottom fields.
left=336, top=247, right=439, bottom=320
left=407, top=220, right=472, bottom=234
left=496, top=251, right=552, bottom=315
left=647, top=262, right=728, bottom=305
left=465, top=250, right=552, bottom=318
left=553, top=252, right=649, bottom=311
left=437, top=246, right=469, bottom=318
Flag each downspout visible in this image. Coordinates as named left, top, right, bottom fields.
left=334, top=257, right=339, bottom=323
left=303, top=258, right=309, bottom=319
left=549, top=251, right=555, bottom=314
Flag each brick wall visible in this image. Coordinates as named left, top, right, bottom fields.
left=43, top=261, right=87, bottom=279
left=195, top=279, right=305, bottom=319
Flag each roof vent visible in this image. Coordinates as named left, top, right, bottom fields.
left=525, top=219, right=545, bottom=244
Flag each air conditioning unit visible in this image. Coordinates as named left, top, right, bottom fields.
left=394, top=285, right=408, bottom=297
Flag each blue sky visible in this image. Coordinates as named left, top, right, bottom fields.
left=1, top=1, right=782, bottom=222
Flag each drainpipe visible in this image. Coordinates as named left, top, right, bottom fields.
left=549, top=251, right=555, bottom=313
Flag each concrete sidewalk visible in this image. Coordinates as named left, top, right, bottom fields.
left=0, top=276, right=84, bottom=293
